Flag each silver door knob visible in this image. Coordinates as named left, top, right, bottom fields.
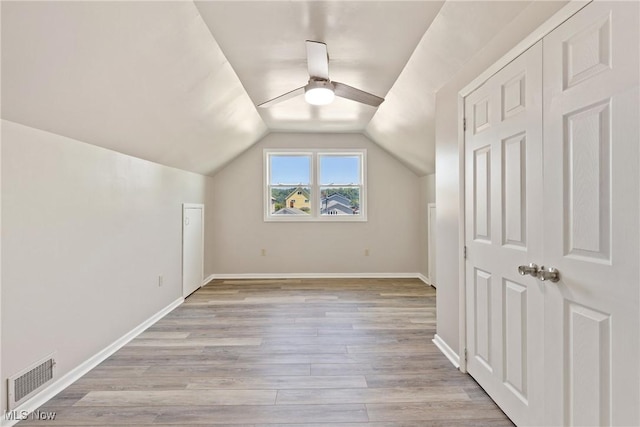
left=518, top=263, right=539, bottom=277
left=538, top=266, right=560, bottom=283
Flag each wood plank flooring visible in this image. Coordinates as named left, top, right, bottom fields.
left=18, top=278, right=513, bottom=426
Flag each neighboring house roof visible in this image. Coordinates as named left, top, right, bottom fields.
left=285, top=186, right=310, bottom=200
left=320, top=199, right=354, bottom=215
left=325, top=193, right=351, bottom=206
left=273, top=207, right=308, bottom=215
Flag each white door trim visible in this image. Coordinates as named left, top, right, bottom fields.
left=427, top=203, right=436, bottom=287
left=455, top=0, right=592, bottom=375
left=182, top=203, right=205, bottom=298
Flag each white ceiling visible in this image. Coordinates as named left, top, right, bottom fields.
left=366, top=1, right=536, bottom=175
left=1, top=1, right=267, bottom=176
left=195, top=1, right=444, bottom=133
left=2, top=1, right=557, bottom=177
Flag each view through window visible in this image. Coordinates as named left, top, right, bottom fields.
left=266, top=150, right=366, bottom=221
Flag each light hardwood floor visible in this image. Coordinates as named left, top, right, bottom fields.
left=18, top=278, right=513, bottom=426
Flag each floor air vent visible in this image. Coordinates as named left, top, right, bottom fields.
left=8, top=353, right=56, bottom=409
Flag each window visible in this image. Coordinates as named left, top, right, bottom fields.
left=265, top=150, right=366, bottom=221
left=319, top=154, right=362, bottom=217
left=266, top=153, right=311, bottom=216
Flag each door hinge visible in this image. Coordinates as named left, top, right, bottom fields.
left=464, top=348, right=468, bottom=363
left=463, top=246, right=467, bottom=259
left=463, top=117, right=467, bottom=131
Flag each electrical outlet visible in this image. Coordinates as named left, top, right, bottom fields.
left=364, top=249, right=370, bottom=256
left=158, top=275, right=163, bottom=287
left=261, top=249, right=266, bottom=256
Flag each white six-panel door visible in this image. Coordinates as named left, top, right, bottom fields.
left=465, top=2, right=639, bottom=426
left=542, top=2, right=639, bottom=425
left=464, top=42, right=544, bottom=427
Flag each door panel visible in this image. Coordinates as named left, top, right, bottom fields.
left=473, top=146, right=491, bottom=241
left=567, top=303, right=611, bottom=426
left=502, top=133, right=526, bottom=247
left=503, top=279, right=527, bottom=402
left=543, top=2, right=639, bottom=425
left=465, top=41, right=544, bottom=426
left=564, top=100, right=611, bottom=260
left=474, top=268, right=492, bottom=369
left=183, top=205, right=204, bottom=298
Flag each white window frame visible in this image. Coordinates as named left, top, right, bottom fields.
left=264, top=149, right=367, bottom=222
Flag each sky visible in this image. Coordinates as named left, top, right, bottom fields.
left=270, top=155, right=360, bottom=185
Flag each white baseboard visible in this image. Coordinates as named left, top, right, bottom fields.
left=203, top=274, right=216, bottom=286
left=417, top=273, right=435, bottom=287
left=433, top=334, right=461, bottom=369
left=208, top=272, right=423, bottom=280
left=1, top=297, right=183, bottom=427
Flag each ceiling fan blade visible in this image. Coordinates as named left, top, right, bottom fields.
left=333, top=81, right=384, bottom=107
left=306, top=40, right=329, bottom=80
left=257, top=86, right=305, bottom=108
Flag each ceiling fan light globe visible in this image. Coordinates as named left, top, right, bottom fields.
left=304, top=87, right=335, bottom=106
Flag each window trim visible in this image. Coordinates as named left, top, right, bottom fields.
left=264, top=149, right=367, bottom=222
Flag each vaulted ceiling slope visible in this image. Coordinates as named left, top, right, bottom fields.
left=1, top=1, right=267, bottom=176
left=194, top=1, right=444, bottom=133
left=366, top=1, right=534, bottom=175
left=2, top=1, right=564, bottom=178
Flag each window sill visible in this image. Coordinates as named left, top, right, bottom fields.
left=264, top=215, right=368, bottom=223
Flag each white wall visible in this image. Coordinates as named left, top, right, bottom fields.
left=207, top=132, right=422, bottom=275
left=425, top=174, right=435, bottom=205
left=434, top=1, right=568, bottom=357
left=1, top=120, right=211, bottom=412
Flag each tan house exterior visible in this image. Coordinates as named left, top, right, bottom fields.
left=285, top=187, right=310, bottom=211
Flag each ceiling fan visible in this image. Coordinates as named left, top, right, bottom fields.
left=257, top=40, right=385, bottom=108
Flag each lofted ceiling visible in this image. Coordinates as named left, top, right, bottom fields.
left=367, top=1, right=537, bottom=175
left=1, top=1, right=267, bottom=176
left=2, top=1, right=553, bottom=177
left=195, top=1, right=444, bottom=133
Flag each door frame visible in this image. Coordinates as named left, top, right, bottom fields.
left=427, top=203, right=436, bottom=286
left=455, top=0, right=592, bottom=374
left=182, top=203, right=205, bottom=298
